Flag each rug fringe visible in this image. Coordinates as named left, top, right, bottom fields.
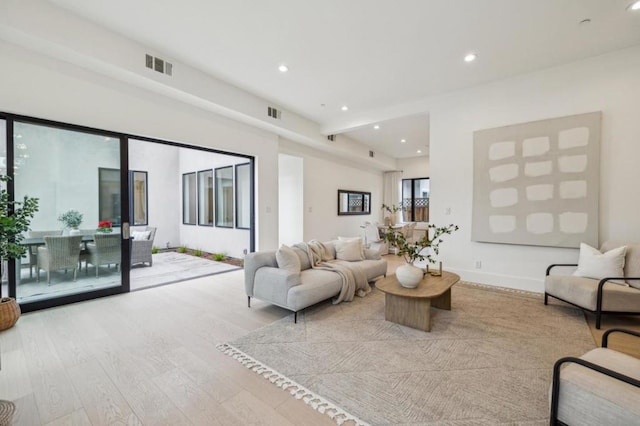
left=217, top=343, right=371, bottom=426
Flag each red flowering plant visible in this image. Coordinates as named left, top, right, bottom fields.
left=97, top=220, right=113, bottom=233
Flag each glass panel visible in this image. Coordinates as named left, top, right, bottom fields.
left=182, top=172, right=196, bottom=224
left=198, top=169, right=213, bottom=226
left=414, top=178, right=430, bottom=222
left=99, top=168, right=121, bottom=226
left=337, top=190, right=371, bottom=215
left=215, top=166, right=233, bottom=227
left=13, top=122, right=122, bottom=304
left=235, top=163, right=250, bottom=229
left=131, top=171, right=148, bottom=226
left=402, top=179, right=412, bottom=222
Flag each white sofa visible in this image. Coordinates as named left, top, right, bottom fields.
left=244, top=241, right=387, bottom=322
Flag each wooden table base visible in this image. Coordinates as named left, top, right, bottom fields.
left=376, top=271, right=459, bottom=332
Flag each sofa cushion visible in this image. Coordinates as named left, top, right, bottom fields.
left=276, top=244, right=300, bottom=273
left=333, top=258, right=387, bottom=282
left=291, top=246, right=312, bottom=270
left=545, top=275, right=640, bottom=312
left=556, top=347, right=640, bottom=425
left=335, top=239, right=365, bottom=261
left=287, top=269, right=343, bottom=311
left=572, top=243, right=627, bottom=285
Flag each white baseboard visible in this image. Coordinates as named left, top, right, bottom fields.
left=446, top=267, right=545, bottom=294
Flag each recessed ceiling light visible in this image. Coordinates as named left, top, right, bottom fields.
left=464, top=53, right=477, bottom=62
left=417, top=150, right=422, bottom=154
left=374, top=125, right=380, bottom=130
left=341, top=105, right=349, bottom=111
left=278, top=64, right=289, bottom=72
left=628, top=1, right=640, bottom=11
left=400, top=139, right=406, bottom=143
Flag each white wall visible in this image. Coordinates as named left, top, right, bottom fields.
left=278, top=154, right=304, bottom=246
left=428, top=45, right=640, bottom=292
left=279, top=138, right=384, bottom=242
left=397, top=156, right=430, bottom=180
left=129, top=140, right=180, bottom=250
left=178, top=149, right=250, bottom=257
left=0, top=40, right=280, bottom=252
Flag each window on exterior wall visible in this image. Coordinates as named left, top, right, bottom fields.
left=182, top=172, right=196, bottom=225
left=215, top=166, right=233, bottom=228
left=402, top=177, right=429, bottom=222
left=198, top=169, right=213, bottom=226
left=235, top=163, right=250, bottom=229
left=130, top=170, right=147, bottom=226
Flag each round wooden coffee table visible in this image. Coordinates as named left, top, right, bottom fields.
left=376, top=271, right=460, bottom=332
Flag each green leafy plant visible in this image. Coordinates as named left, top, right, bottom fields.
left=0, top=175, right=39, bottom=297
left=193, top=248, right=203, bottom=257
left=382, top=222, right=459, bottom=264
left=213, top=253, right=225, bottom=261
left=58, top=209, right=83, bottom=229
left=177, top=245, right=187, bottom=253
left=151, top=246, right=159, bottom=254
left=381, top=203, right=403, bottom=214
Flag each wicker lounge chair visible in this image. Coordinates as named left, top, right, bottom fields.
left=27, top=230, right=63, bottom=278
left=131, top=226, right=157, bottom=267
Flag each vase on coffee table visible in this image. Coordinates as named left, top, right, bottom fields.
left=395, top=264, right=424, bottom=288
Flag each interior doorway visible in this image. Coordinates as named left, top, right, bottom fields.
left=278, top=154, right=304, bottom=245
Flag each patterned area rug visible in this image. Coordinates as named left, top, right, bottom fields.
left=220, top=282, right=595, bottom=425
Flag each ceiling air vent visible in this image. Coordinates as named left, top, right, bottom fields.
left=267, top=106, right=281, bottom=119
left=369, top=150, right=375, bottom=158
left=145, top=53, right=173, bottom=76
left=327, top=135, right=336, bottom=141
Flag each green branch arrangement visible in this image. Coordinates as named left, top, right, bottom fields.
left=382, top=222, right=459, bottom=264
left=0, top=175, right=39, bottom=296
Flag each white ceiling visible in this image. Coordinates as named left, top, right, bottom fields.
left=49, top=0, right=640, bottom=159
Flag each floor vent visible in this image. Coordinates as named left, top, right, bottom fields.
left=145, top=54, right=173, bottom=76
left=327, top=135, right=336, bottom=141
left=369, top=150, right=375, bottom=158
left=267, top=106, right=281, bottom=119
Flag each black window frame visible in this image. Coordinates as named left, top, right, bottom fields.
left=402, top=177, right=430, bottom=222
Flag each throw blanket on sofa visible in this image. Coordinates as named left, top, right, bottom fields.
left=295, top=240, right=371, bottom=304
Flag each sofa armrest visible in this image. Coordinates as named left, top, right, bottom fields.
left=244, top=251, right=277, bottom=296
left=546, top=264, right=578, bottom=276
left=253, top=267, right=302, bottom=307
left=364, top=248, right=382, bottom=260
left=602, top=328, right=640, bottom=348
left=550, top=356, right=640, bottom=424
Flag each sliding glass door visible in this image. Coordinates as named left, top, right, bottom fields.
left=6, top=118, right=129, bottom=311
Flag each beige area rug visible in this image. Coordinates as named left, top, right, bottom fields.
left=219, top=282, right=596, bottom=425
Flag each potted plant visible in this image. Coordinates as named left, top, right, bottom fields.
left=0, top=175, right=39, bottom=331
left=58, top=210, right=83, bottom=234
left=381, top=203, right=403, bottom=226
left=382, top=218, right=458, bottom=288
left=96, top=220, right=113, bottom=233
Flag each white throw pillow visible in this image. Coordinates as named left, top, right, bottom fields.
left=572, top=243, right=627, bottom=285
left=131, top=231, right=151, bottom=240
left=276, top=244, right=301, bottom=273
left=337, top=236, right=365, bottom=259
left=335, top=239, right=365, bottom=262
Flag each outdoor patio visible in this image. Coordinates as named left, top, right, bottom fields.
left=15, top=252, right=241, bottom=303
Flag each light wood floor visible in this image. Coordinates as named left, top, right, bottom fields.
left=1, top=268, right=340, bottom=425
left=4, top=254, right=638, bottom=425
